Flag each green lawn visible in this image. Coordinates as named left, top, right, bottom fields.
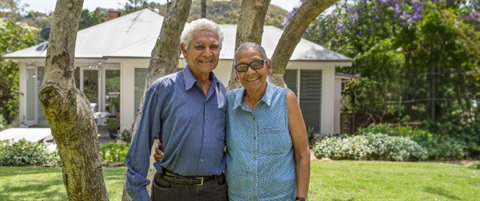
left=0, top=161, right=478, bottom=200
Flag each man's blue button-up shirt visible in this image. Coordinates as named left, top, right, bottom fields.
left=125, top=67, right=227, bottom=201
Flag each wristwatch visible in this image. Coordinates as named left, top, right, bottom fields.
left=295, top=197, right=307, bottom=201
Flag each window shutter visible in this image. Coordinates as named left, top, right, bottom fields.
left=300, top=70, right=322, bottom=132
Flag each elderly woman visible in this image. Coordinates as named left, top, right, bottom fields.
left=225, top=42, right=310, bottom=201
left=155, top=42, right=310, bottom=201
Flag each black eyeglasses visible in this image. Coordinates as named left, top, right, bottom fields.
left=234, top=59, right=266, bottom=72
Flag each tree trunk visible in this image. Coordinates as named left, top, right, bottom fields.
left=227, top=0, right=271, bottom=90
left=270, top=0, right=337, bottom=87
left=201, top=0, right=207, bottom=18
left=40, top=0, right=109, bottom=200
left=121, top=0, right=192, bottom=200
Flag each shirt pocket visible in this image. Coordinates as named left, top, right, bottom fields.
left=260, top=128, right=292, bottom=155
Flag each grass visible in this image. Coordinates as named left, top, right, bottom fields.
left=0, top=161, right=478, bottom=200
left=0, top=166, right=125, bottom=201
left=310, top=160, right=480, bottom=200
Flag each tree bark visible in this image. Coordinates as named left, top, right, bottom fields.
left=40, top=0, right=109, bottom=200
left=270, top=0, right=337, bottom=87
left=201, top=0, right=207, bottom=18
left=227, top=0, right=271, bottom=90
left=121, top=0, right=192, bottom=200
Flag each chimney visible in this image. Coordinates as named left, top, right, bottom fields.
left=108, top=10, right=121, bottom=20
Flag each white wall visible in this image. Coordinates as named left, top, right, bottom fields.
left=120, top=61, right=138, bottom=131
left=18, top=63, right=26, bottom=125
left=334, top=77, right=342, bottom=134
left=321, top=67, right=335, bottom=134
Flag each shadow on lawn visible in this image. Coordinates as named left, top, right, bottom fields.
left=424, top=186, right=461, bottom=200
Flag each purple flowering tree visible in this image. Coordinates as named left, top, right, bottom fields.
left=284, top=0, right=480, bottom=137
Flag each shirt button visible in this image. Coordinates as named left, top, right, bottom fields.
left=253, top=176, right=256, bottom=180
left=200, top=159, right=204, bottom=162
left=253, top=136, right=256, bottom=140
left=204, top=140, right=207, bottom=143
left=253, top=157, right=256, bottom=160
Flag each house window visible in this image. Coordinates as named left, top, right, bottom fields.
left=105, top=70, right=120, bottom=117
left=300, top=70, right=322, bottom=132
left=284, top=70, right=323, bottom=133
left=134, top=68, right=148, bottom=113
left=284, top=70, right=297, bottom=95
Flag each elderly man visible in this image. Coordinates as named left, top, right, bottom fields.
left=126, top=18, right=227, bottom=201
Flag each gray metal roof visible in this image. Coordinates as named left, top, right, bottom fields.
left=4, top=9, right=352, bottom=62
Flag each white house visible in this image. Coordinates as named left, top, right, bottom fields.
left=4, top=9, right=352, bottom=134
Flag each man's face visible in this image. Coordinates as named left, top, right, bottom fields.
left=235, top=47, right=271, bottom=91
left=181, top=30, right=221, bottom=77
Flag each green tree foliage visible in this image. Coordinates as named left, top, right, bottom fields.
left=301, top=1, right=479, bottom=139
left=121, top=0, right=288, bottom=28
left=0, top=0, right=22, bottom=20
left=79, top=8, right=110, bottom=30
left=0, top=20, right=37, bottom=124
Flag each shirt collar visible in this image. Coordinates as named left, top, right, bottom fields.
left=183, top=66, right=219, bottom=91
left=233, top=82, right=275, bottom=110
left=261, top=82, right=274, bottom=106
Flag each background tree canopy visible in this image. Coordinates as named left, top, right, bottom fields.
left=284, top=0, right=479, bottom=142
left=119, top=0, right=289, bottom=28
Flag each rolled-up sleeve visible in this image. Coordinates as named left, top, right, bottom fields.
left=126, top=87, right=162, bottom=201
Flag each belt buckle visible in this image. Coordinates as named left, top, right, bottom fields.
left=195, top=177, right=204, bottom=186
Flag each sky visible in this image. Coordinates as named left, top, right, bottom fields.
left=18, top=0, right=299, bottom=13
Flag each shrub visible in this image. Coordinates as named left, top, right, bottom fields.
left=364, top=133, right=428, bottom=161
left=313, top=133, right=428, bottom=161
left=0, top=139, right=58, bottom=166
left=358, top=124, right=468, bottom=160
left=0, top=115, right=8, bottom=132
left=307, top=127, right=316, bottom=148
left=472, top=162, right=480, bottom=170
left=99, top=142, right=128, bottom=163
left=420, top=137, right=466, bottom=160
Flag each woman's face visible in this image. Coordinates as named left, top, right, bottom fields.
left=234, top=47, right=271, bottom=92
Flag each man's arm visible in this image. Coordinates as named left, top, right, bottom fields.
left=125, top=87, right=162, bottom=201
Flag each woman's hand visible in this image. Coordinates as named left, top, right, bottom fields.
left=153, top=142, right=163, bottom=161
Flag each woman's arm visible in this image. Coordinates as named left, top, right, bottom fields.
left=286, top=89, right=310, bottom=199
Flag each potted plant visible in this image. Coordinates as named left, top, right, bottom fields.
left=105, top=117, right=120, bottom=139
left=116, top=129, right=132, bottom=144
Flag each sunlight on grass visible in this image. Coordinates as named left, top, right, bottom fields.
left=0, top=161, right=478, bottom=200
left=0, top=167, right=125, bottom=201
left=309, top=161, right=480, bottom=200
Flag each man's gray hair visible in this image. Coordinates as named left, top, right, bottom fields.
left=181, top=18, right=224, bottom=50
left=233, top=42, right=268, bottom=65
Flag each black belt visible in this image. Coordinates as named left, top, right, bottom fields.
left=161, top=168, right=216, bottom=186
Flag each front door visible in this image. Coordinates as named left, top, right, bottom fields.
left=104, top=69, right=120, bottom=118
left=81, top=69, right=100, bottom=107
left=78, top=65, right=120, bottom=120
